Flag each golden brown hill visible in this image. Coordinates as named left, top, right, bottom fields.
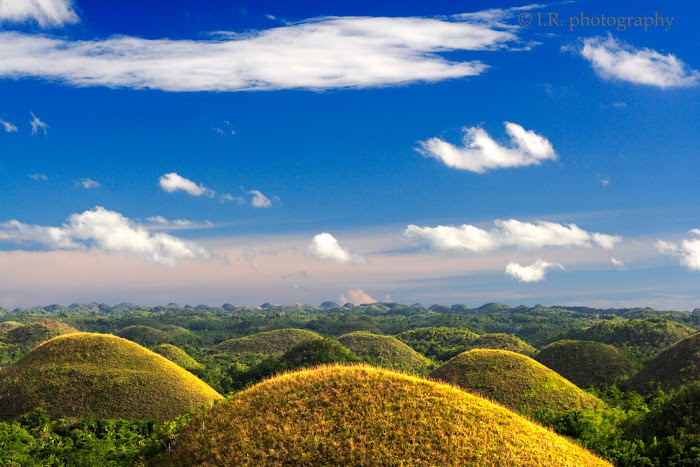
left=628, top=331, right=700, bottom=393
left=158, top=365, right=610, bottom=466
left=0, top=333, right=221, bottom=421
left=337, top=332, right=431, bottom=373
left=430, top=349, right=604, bottom=418
left=470, top=333, right=536, bottom=355
left=211, top=328, right=322, bottom=356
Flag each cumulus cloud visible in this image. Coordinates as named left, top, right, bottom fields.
left=159, top=173, right=215, bottom=198
left=27, top=173, right=47, bottom=180
left=417, top=122, right=556, bottom=173
left=657, top=230, right=700, bottom=271
left=30, top=112, right=48, bottom=135
left=0, top=0, right=79, bottom=28
left=0, top=12, right=524, bottom=92
left=0, top=206, right=213, bottom=267
left=248, top=190, right=272, bottom=208
left=0, top=118, right=17, bottom=132
left=308, top=233, right=366, bottom=265
left=505, top=259, right=562, bottom=282
left=76, top=178, right=100, bottom=189
left=405, top=219, right=621, bottom=252
left=340, top=288, right=376, bottom=305
left=577, top=35, right=700, bottom=88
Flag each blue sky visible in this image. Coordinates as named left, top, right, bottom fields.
left=0, top=0, right=698, bottom=309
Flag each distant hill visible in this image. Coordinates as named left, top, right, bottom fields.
left=470, top=333, right=536, bottom=356
left=536, top=340, right=635, bottom=388
left=562, top=319, right=695, bottom=358
left=211, top=329, right=323, bottom=356
left=337, top=332, right=431, bottom=373
left=395, top=327, right=479, bottom=361
left=156, top=365, right=610, bottom=466
left=627, top=332, right=700, bottom=393
left=116, top=325, right=169, bottom=347
left=153, top=344, right=203, bottom=371
left=1, top=320, right=78, bottom=356
left=430, top=349, right=604, bottom=419
left=0, top=333, right=221, bottom=421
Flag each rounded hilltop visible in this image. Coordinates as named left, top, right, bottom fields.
left=157, top=365, right=610, bottom=466
left=536, top=340, right=635, bottom=388
left=430, top=349, right=605, bottom=418
left=211, top=328, right=322, bottom=355
left=337, top=332, right=431, bottom=373
left=628, top=331, right=700, bottom=393
left=0, top=332, right=221, bottom=421
left=470, top=333, right=536, bottom=356
left=153, top=343, right=203, bottom=371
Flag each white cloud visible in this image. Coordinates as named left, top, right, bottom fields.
left=220, top=193, right=245, bottom=205
left=0, top=207, right=213, bottom=267
left=577, top=35, right=700, bottom=88
left=76, top=178, right=100, bottom=189
left=405, top=219, right=621, bottom=252
left=505, top=259, right=562, bottom=282
left=27, top=173, right=47, bottom=180
left=417, top=122, right=556, bottom=173
left=340, top=288, right=376, bottom=305
left=248, top=190, right=272, bottom=208
left=0, top=0, right=79, bottom=28
left=0, top=13, right=521, bottom=92
left=144, top=216, right=214, bottom=231
left=159, top=173, right=215, bottom=198
left=657, top=230, right=700, bottom=271
left=0, top=118, right=17, bottom=132
left=30, top=112, right=48, bottom=135
left=308, top=232, right=366, bottom=265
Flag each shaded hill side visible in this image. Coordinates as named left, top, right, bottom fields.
left=1, top=321, right=78, bottom=356
left=470, top=333, right=536, bottom=356
left=338, top=332, right=431, bottom=373
left=211, top=329, right=322, bottom=356
left=157, top=365, right=610, bottom=466
left=535, top=340, right=635, bottom=388
left=395, top=327, right=479, bottom=361
left=562, top=319, right=695, bottom=359
left=0, top=333, right=221, bottom=421
left=627, top=332, right=700, bottom=393
left=430, top=349, right=605, bottom=419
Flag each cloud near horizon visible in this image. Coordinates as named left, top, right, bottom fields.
left=505, top=259, right=562, bottom=282
left=0, top=0, right=79, bottom=28
left=577, top=35, right=700, bottom=89
left=340, top=288, right=376, bottom=305
left=308, top=233, right=367, bottom=265
left=0, top=206, right=213, bottom=267
left=657, top=229, right=700, bottom=271
left=417, top=122, right=556, bottom=173
left=0, top=12, right=527, bottom=92
left=405, top=219, right=621, bottom=252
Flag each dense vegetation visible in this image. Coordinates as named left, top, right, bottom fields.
left=0, top=302, right=698, bottom=465
left=337, top=332, right=431, bottom=373
left=156, top=365, right=610, bottom=466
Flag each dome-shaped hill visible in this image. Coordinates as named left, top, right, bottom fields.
left=0, top=321, right=22, bottom=331
left=212, top=329, right=322, bottom=356
left=627, top=332, right=700, bottom=393
left=430, top=349, right=604, bottom=419
left=470, top=333, right=536, bottom=356
left=395, top=327, right=479, bottom=361
left=338, top=332, right=431, bottom=373
left=116, top=325, right=169, bottom=347
left=563, top=318, right=695, bottom=358
left=157, top=365, right=610, bottom=466
left=153, top=344, right=203, bottom=371
left=4, top=320, right=78, bottom=355
left=536, top=340, right=635, bottom=388
left=0, top=333, right=221, bottom=422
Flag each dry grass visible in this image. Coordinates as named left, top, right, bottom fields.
left=157, top=364, right=611, bottom=466
left=0, top=332, right=221, bottom=421
left=470, top=333, right=536, bottom=356
left=337, top=331, right=431, bottom=373
left=153, top=343, right=203, bottom=371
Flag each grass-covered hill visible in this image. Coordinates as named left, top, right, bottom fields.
left=153, top=343, right=203, bottom=371
left=535, top=340, right=635, bottom=388
left=157, top=365, right=610, bottom=466
left=562, top=318, right=695, bottom=359
left=211, top=328, right=322, bottom=356
left=470, top=333, right=536, bottom=356
left=116, top=325, right=169, bottom=347
left=627, top=331, right=700, bottom=393
left=429, top=349, right=605, bottom=419
left=0, top=333, right=221, bottom=421
left=395, top=326, right=479, bottom=361
left=337, top=332, right=431, bottom=373
left=1, top=320, right=78, bottom=356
